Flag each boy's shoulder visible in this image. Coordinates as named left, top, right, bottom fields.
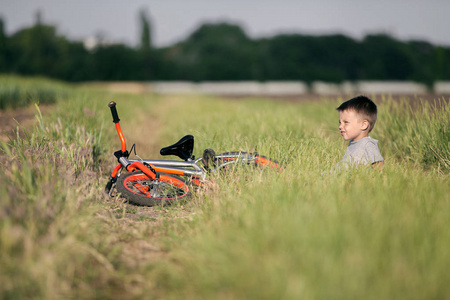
left=348, top=136, right=379, bottom=149
left=362, top=137, right=380, bottom=147
left=360, top=137, right=384, bottom=163
left=347, top=136, right=383, bottom=164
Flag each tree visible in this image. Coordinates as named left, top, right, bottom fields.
left=0, top=17, right=8, bottom=71
left=89, top=44, right=140, bottom=80
left=136, top=8, right=156, bottom=79
left=361, top=34, right=414, bottom=80
left=7, top=11, right=91, bottom=81
left=1, top=16, right=450, bottom=83
left=139, top=9, right=152, bottom=51
left=165, top=22, right=257, bottom=80
left=9, top=23, right=60, bottom=76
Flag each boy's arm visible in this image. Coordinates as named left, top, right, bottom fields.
left=371, top=161, right=384, bottom=170
left=365, top=141, right=384, bottom=169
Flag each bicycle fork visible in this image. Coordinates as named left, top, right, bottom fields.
left=105, top=101, right=159, bottom=197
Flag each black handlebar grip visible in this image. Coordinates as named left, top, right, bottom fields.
left=108, top=101, right=120, bottom=123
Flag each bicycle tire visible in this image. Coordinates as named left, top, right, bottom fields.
left=216, top=152, right=281, bottom=170
left=116, top=171, right=190, bottom=206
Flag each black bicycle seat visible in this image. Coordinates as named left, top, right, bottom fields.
left=160, top=135, right=194, bottom=161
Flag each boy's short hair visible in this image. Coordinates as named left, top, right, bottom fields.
left=337, top=95, right=378, bottom=132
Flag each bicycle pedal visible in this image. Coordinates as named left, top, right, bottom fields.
left=202, top=148, right=216, bottom=169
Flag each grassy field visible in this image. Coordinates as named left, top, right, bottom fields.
left=0, top=75, right=70, bottom=110
left=0, top=76, right=449, bottom=299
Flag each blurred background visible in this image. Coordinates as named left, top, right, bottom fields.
left=1, top=0, right=450, bottom=94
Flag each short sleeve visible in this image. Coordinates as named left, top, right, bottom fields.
left=364, top=142, right=384, bottom=164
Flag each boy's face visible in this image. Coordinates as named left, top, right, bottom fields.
left=338, top=109, right=369, bottom=141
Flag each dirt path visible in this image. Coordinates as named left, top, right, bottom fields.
left=0, top=105, right=47, bottom=142
left=105, top=97, right=192, bottom=264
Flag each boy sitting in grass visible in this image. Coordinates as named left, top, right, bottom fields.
left=334, top=95, right=384, bottom=171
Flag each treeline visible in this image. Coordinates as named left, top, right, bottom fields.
left=0, top=15, right=449, bottom=84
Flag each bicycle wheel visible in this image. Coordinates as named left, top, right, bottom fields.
left=216, top=152, right=281, bottom=170
left=116, top=171, right=190, bottom=206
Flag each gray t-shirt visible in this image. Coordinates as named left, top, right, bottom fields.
left=335, top=137, right=384, bottom=171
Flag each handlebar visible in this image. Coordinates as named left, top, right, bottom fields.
left=108, top=101, right=120, bottom=123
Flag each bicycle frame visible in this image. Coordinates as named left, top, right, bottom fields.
left=124, top=153, right=261, bottom=180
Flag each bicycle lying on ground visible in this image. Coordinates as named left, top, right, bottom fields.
left=105, top=101, right=281, bottom=206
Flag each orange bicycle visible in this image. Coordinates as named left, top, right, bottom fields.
left=105, top=101, right=281, bottom=206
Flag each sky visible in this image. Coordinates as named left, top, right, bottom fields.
left=1, top=0, right=450, bottom=48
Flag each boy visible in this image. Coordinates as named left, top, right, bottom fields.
left=335, top=95, right=384, bottom=171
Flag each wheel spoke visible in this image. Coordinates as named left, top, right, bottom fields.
left=120, top=172, right=189, bottom=202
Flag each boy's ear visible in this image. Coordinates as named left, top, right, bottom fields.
left=361, top=120, right=369, bottom=131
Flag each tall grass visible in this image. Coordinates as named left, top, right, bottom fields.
left=147, top=95, right=450, bottom=299
left=0, top=78, right=449, bottom=299
left=0, top=75, right=70, bottom=110
left=0, top=83, right=149, bottom=298
left=377, top=96, right=449, bottom=172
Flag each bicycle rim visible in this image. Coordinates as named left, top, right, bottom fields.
left=117, top=172, right=189, bottom=205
